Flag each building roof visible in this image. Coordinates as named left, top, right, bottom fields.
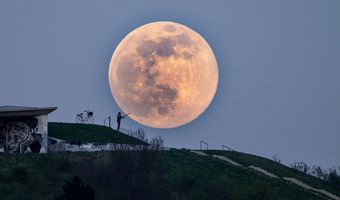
left=0, top=106, right=57, bottom=118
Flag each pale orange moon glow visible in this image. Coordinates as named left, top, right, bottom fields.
left=109, top=21, right=218, bottom=128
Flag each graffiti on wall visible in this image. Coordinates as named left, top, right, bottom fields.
left=0, top=118, right=43, bottom=154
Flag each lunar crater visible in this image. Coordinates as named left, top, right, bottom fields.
left=164, top=24, right=176, bottom=32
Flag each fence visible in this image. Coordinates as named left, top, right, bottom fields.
left=222, top=145, right=234, bottom=151
left=200, top=140, right=208, bottom=150
left=103, top=116, right=111, bottom=128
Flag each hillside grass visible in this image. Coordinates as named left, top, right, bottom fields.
left=48, top=122, right=148, bottom=145
left=0, top=150, right=329, bottom=200
left=203, top=150, right=340, bottom=197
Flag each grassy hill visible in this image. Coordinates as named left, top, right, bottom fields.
left=203, top=150, right=340, bottom=198
left=0, top=123, right=337, bottom=199
left=0, top=150, right=338, bottom=200
left=48, top=122, right=148, bottom=145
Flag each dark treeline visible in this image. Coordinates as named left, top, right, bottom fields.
left=56, top=150, right=169, bottom=200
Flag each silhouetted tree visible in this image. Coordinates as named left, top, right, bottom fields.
left=291, top=161, right=310, bottom=174
left=311, top=165, right=328, bottom=180
left=272, top=154, right=281, bottom=164
left=150, top=136, right=164, bottom=150
left=127, top=128, right=148, bottom=142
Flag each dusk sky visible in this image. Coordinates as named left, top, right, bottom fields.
left=1, top=0, right=339, bottom=168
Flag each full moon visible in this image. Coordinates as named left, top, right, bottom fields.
left=109, top=21, right=218, bottom=128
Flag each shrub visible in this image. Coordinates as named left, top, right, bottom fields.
left=272, top=154, right=281, bottom=164
left=327, top=168, right=340, bottom=187
left=58, top=175, right=95, bottom=200
left=291, top=161, right=310, bottom=174
left=150, top=136, right=164, bottom=150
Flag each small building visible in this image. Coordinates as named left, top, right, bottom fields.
left=0, top=106, right=57, bottom=154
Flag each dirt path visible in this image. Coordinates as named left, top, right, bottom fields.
left=212, top=155, right=243, bottom=167
left=283, top=177, right=340, bottom=200
left=248, top=165, right=279, bottom=178
left=190, top=150, right=208, bottom=156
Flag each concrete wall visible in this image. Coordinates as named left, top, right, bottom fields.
left=35, top=115, right=48, bottom=153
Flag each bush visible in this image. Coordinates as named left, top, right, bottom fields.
left=311, top=165, right=328, bottom=180
left=272, top=154, right=281, bottom=164
left=58, top=175, right=95, bottom=200
left=150, top=136, right=164, bottom=150
left=327, top=169, right=340, bottom=187
left=291, top=161, right=310, bottom=174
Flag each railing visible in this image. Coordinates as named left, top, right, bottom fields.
left=103, top=116, right=111, bottom=128
left=200, top=140, right=208, bottom=150
left=222, top=145, right=234, bottom=151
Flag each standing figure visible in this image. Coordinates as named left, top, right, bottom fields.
left=116, top=112, right=129, bottom=131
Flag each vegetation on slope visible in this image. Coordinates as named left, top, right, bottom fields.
left=203, top=150, right=340, bottom=197
left=164, top=150, right=327, bottom=200
left=48, top=122, right=148, bottom=145
left=0, top=150, right=329, bottom=200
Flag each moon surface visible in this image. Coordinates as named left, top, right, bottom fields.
left=109, top=21, right=218, bottom=128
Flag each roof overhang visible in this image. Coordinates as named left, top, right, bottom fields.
left=0, top=106, right=57, bottom=119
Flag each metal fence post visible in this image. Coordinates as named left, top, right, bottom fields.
left=200, top=140, right=208, bottom=150
left=104, top=116, right=112, bottom=128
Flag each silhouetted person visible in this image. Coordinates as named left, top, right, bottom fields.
left=116, top=112, right=129, bottom=131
